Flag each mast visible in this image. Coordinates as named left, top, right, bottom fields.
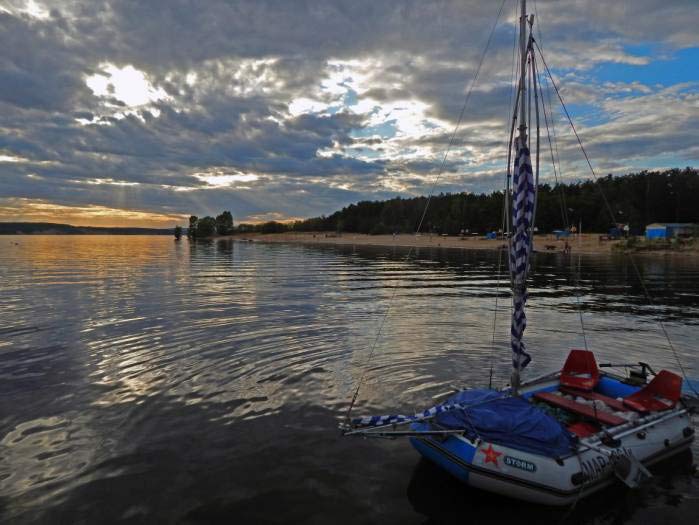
left=510, top=0, right=534, bottom=393
left=518, top=0, right=528, bottom=150
left=505, top=1, right=528, bottom=260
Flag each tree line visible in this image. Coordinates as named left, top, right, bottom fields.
left=186, top=168, right=699, bottom=237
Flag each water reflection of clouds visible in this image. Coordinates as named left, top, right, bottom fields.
left=1, top=414, right=97, bottom=503
left=1, top=237, right=698, bottom=521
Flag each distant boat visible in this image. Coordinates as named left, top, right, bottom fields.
left=342, top=0, right=695, bottom=505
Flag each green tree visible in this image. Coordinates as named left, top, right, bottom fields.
left=196, top=216, right=216, bottom=237
left=188, top=216, right=198, bottom=238
left=260, top=221, right=288, bottom=233
left=215, top=211, right=234, bottom=235
left=174, top=225, right=183, bottom=240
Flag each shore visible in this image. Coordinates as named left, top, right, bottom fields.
left=219, top=232, right=623, bottom=254
left=216, top=232, right=699, bottom=256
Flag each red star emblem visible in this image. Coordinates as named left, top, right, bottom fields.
left=480, top=444, right=502, bottom=466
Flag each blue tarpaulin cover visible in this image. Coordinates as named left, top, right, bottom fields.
left=435, top=389, right=575, bottom=458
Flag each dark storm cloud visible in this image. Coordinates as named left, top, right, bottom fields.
left=0, top=12, right=90, bottom=111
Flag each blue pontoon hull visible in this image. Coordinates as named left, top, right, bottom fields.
left=409, top=374, right=694, bottom=506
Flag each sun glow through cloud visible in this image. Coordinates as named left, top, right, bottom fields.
left=84, top=178, right=141, bottom=187
left=0, top=154, right=25, bottom=163
left=85, top=64, right=168, bottom=108
left=193, top=170, right=260, bottom=188
left=12, top=0, right=50, bottom=19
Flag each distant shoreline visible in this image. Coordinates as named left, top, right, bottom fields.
left=1, top=232, right=173, bottom=235
left=207, top=232, right=699, bottom=257
left=0, top=222, right=172, bottom=235
left=209, top=232, right=602, bottom=255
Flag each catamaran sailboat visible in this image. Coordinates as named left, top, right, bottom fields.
left=342, top=0, right=695, bottom=506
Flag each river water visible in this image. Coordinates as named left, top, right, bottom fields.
left=1, top=235, right=697, bottom=523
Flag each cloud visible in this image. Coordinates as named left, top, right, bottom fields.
left=0, top=0, right=697, bottom=225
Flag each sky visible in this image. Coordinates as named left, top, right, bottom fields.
left=0, top=0, right=698, bottom=228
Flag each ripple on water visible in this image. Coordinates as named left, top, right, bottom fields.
left=0, top=236, right=698, bottom=523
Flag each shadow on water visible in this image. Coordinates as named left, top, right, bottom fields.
left=3, top=397, right=416, bottom=524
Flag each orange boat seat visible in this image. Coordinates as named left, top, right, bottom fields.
left=623, top=370, right=683, bottom=413
left=560, top=349, right=600, bottom=391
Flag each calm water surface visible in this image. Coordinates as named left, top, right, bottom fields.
left=1, top=235, right=698, bottom=523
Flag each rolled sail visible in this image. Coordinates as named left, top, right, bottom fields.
left=509, top=137, right=535, bottom=370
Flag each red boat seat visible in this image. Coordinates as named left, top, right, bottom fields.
left=623, top=370, right=683, bottom=413
left=560, top=349, right=600, bottom=391
left=534, top=391, right=626, bottom=426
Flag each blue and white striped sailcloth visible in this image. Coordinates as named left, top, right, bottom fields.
left=509, top=137, right=534, bottom=370
left=351, top=401, right=483, bottom=429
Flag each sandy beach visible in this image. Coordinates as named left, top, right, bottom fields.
left=223, top=232, right=628, bottom=254
left=220, top=232, right=699, bottom=256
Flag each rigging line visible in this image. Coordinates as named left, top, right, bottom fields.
left=489, top=0, right=520, bottom=390
left=536, top=62, right=588, bottom=349
left=531, top=0, right=569, bottom=225
left=538, top=70, right=567, bottom=227
left=545, top=76, right=567, bottom=224
left=488, top=244, right=505, bottom=389
left=535, top=40, right=696, bottom=392
left=344, top=0, right=509, bottom=425
left=533, top=41, right=596, bottom=353
left=505, top=52, right=523, bottom=271
left=414, top=0, right=508, bottom=237
left=533, top=40, right=617, bottom=224
left=533, top=0, right=570, bottom=230
left=627, top=256, right=698, bottom=396
left=530, top=45, right=541, bottom=242
left=532, top=5, right=588, bottom=360
left=575, top=253, right=589, bottom=350
left=541, top=65, right=569, bottom=227
left=551, top=95, right=569, bottom=226
left=506, top=0, right=524, bottom=240
left=507, top=0, right=519, bottom=135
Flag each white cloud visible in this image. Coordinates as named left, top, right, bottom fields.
left=8, top=0, right=50, bottom=19
left=193, top=169, right=260, bottom=188
left=288, top=97, right=332, bottom=117
left=0, top=154, right=25, bottom=162
left=85, top=64, right=169, bottom=111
